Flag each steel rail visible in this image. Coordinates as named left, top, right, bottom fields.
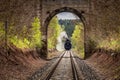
left=40, top=51, right=66, bottom=80
left=70, top=51, right=79, bottom=80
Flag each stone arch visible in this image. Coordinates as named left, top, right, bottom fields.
left=41, top=7, right=87, bottom=58
left=44, top=7, right=86, bottom=30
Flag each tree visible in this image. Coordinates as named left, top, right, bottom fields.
left=48, top=16, right=62, bottom=50
left=30, top=17, right=42, bottom=48
left=71, top=23, right=84, bottom=58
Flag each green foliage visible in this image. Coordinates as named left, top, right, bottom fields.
left=98, top=38, right=120, bottom=51
left=8, top=23, right=30, bottom=48
left=10, top=36, right=29, bottom=48
left=95, top=25, right=120, bottom=52
left=0, top=22, right=4, bottom=39
left=63, top=20, right=75, bottom=38
left=71, top=23, right=84, bottom=58
left=3, top=17, right=42, bottom=49
left=30, top=17, right=42, bottom=48
left=48, top=16, right=62, bottom=49
left=58, top=20, right=78, bottom=38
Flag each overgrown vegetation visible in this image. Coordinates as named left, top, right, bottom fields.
left=71, top=23, right=84, bottom=58
left=55, top=19, right=85, bottom=58
left=58, top=19, right=76, bottom=38
left=0, top=22, right=5, bottom=44
left=47, top=16, right=62, bottom=50
left=90, top=0, right=120, bottom=53
left=96, top=29, right=120, bottom=52
left=0, top=17, right=42, bottom=49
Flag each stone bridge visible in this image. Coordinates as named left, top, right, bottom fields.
left=0, top=0, right=119, bottom=58
left=40, top=0, right=95, bottom=58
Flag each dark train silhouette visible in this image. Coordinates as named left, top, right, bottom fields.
left=64, top=39, right=72, bottom=50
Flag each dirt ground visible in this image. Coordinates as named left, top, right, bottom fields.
left=0, top=44, right=48, bottom=80
left=85, top=52, right=120, bottom=80
left=1, top=44, right=120, bottom=80
left=47, top=50, right=62, bottom=59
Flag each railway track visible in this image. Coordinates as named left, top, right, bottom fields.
left=40, top=51, right=66, bottom=80
left=30, top=51, right=103, bottom=80
left=39, top=51, right=80, bottom=80
left=70, top=52, right=80, bottom=80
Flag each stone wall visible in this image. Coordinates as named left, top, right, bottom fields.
left=1, top=0, right=120, bottom=58
left=0, top=0, right=40, bottom=27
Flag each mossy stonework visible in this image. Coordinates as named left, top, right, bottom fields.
left=1, top=0, right=120, bottom=58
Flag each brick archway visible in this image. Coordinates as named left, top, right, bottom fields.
left=41, top=7, right=88, bottom=58
left=44, top=7, right=86, bottom=29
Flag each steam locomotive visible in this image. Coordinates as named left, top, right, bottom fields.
left=64, top=39, right=72, bottom=50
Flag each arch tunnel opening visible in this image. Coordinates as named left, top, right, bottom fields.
left=46, top=11, right=85, bottom=59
